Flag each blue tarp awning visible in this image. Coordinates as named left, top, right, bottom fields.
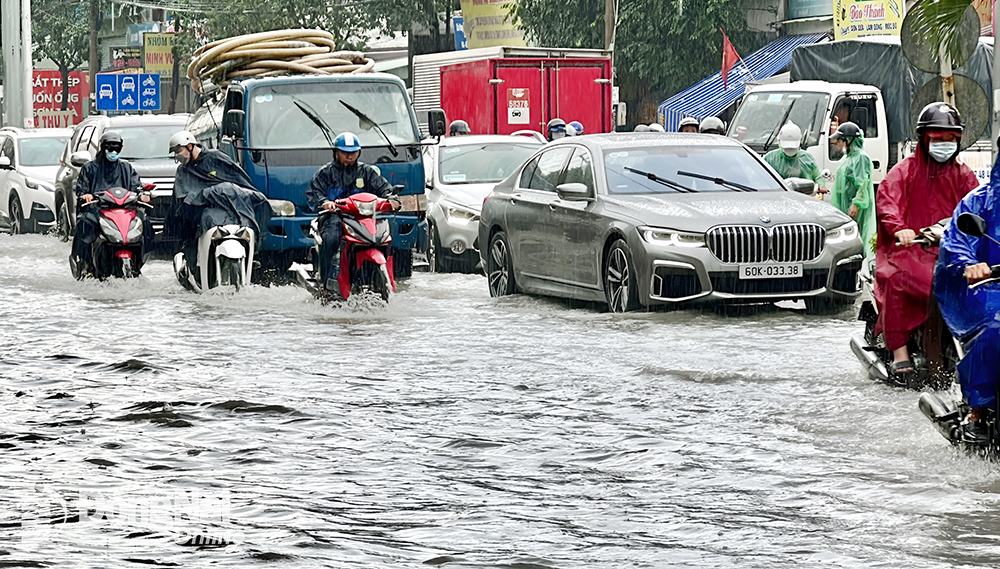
left=657, top=33, right=827, bottom=132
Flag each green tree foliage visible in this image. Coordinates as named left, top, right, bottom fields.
left=32, top=0, right=90, bottom=110
left=513, top=0, right=767, bottom=122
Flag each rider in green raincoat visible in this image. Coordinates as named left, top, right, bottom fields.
left=830, top=121, right=876, bottom=257
left=763, top=123, right=826, bottom=191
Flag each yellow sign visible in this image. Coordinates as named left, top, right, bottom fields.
left=459, top=0, right=526, bottom=49
left=833, top=0, right=905, bottom=41
left=143, top=33, right=175, bottom=79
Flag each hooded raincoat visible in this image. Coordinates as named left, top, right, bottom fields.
left=831, top=134, right=876, bottom=257
left=71, top=151, right=147, bottom=266
left=763, top=148, right=825, bottom=187
left=934, top=161, right=1000, bottom=408
left=875, top=140, right=978, bottom=351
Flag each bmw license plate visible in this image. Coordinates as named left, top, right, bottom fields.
left=739, top=263, right=803, bottom=280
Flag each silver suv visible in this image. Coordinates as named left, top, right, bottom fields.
left=0, top=127, right=72, bottom=234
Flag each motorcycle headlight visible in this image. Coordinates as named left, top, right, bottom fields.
left=344, top=223, right=357, bottom=237
left=445, top=203, right=479, bottom=225
left=826, top=221, right=859, bottom=245
left=98, top=216, right=124, bottom=244
left=638, top=226, right=705, bottom=247
left=268, top=199, right=295, bottom=217
left=127, top=217, right=144, bottom=242
left=356, top=200, right=376, bottom=217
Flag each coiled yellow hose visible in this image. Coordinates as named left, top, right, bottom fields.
left=187, top=28, right=375, bottom=94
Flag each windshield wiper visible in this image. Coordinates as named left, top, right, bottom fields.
left=676, top=170, right=757, bottom=192
left=623, top=167, right=697, bottom=193
left=762, top=99, right=796, bottom=153
left=293, top=100, right=337, bottom=149
left=340, top=100, right=398, bottom=157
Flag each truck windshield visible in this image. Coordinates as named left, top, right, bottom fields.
left=728, top=92, right=830, bottom=153
left=439, top=143, right=539, bottom=184
left=247, top=82, right=418, bottom=149
left=118, top=125, right=182, bottom=160
left=604, top=145, right=784, bottom=194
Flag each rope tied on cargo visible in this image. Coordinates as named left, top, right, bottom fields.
left=187, top=29, right=374, bottom=94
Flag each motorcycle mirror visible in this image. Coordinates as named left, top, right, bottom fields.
left=957, top=212, right=987, bottom=238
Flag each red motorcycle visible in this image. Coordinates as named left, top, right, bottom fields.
left=294, top=192, right=397, bottom=302
left=70, top=186, right=152, bottom=280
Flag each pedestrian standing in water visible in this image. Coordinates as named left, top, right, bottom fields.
left=763, top=122, right=826, bottom=195
left=830, top=121, right=876, bottom=257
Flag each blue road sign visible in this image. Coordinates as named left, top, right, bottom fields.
left=95, top=73, right=160, bottom=111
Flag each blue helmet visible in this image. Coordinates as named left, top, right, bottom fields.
left=334, top=132, right=361, bottom=152
left=568, top=121, right=584, bottom=135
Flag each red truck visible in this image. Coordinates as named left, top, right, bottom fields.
left=412, top=46, right=614, bottom=137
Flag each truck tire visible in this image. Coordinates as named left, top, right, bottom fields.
left=393, top=247, right=413, bottom=279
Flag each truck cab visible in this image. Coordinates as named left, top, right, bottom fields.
left=189, top=73, right=427, bottom=275
left=728, top=81, right=890, bottom=187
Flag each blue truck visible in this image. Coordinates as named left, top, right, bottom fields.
left=187, top=73, right=428, bottom=277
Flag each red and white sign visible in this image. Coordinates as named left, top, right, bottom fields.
left=506, top=88, right=530, bottom=125
left=32, top=70, right=90, bottom=127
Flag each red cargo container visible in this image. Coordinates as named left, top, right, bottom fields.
left=412, top=47, right=613, bottom=136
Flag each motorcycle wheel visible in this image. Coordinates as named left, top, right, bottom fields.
left=57, top=200, right=72, bottom=242
left=121, top=257, right=133, bottom=279
left=374, top=264, right=391, bottom=302
left=225, top=258, right=243, bottom=291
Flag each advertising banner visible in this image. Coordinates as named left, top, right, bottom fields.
left=453, top=16, right=468, bottom=50
left=833, top=0, right=905, bottom=41
left=459, top=0, right=526, bottom=49
left=32, top=70, right=89, bottom=127
left=109, top=46, right=143, bottom=73
left=788, top=0, right=834, bottom=19
left=143, top=33, right=175, bottom=79
left=127, top=23, right=160, bottom=47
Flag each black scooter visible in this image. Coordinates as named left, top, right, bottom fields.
left=849, top=222, right=959, bottom=390
left=920, top=212, right=1000, bottom=453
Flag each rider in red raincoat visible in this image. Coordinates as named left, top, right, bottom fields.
left=874, top=103, right=979, bottom=379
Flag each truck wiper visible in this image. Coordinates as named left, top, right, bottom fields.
left=763, top=100, right=796, bottom=153
left=340, top=100, right=398, bottom=157
left=623, top=166, right=697, bottom=193
left=293, top=100, right=336, bottom=149
left=676, top=170, right=757, bottom=192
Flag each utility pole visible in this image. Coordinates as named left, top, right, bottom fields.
left=1, top=0, right=33, bottom=127
left=993, top=0, right=999, bottom=161
left=89, top=0, right=100, bottom=114
left=604, top=0, right=616, bottom=52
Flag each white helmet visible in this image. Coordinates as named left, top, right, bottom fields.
left=699, top=116, right=726, bottom=135
left=647, top=123, right=665, bottom=132
left=778, top=123, right=803, bottom=156
left=634, top=124, right=650, bottom=133
left=169, top=130, right=198, bottom=153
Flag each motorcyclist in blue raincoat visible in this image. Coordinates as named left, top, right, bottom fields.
left=305, top=132, right=399, bottom=295
left=934, top=160, right=1000, bottom=442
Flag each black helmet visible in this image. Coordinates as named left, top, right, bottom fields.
left=547, top=118, right=566, bottom=130
left=830, top=121, right=862, bottom=140
left=546, top=118, right=567, bottom=141
left=100, top=130, right=123, bottom=149
left=916, top=102, right=963, bottom=134
left=449, top=119, right=470, bottom=136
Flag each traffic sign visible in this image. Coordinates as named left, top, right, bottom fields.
left=95, top=73, right=160, bottom=111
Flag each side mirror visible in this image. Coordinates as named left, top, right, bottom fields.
left=556, top=182, right=592, bottom=201
left=223, top=109, right=246, bottom=139
left=69, top=151, right=90, bottom=167
left=957, top=212, right=987, bottom=238
left=784, top=177, right=816, bottom=195
left=427, top=109, right=447, bottom=138
left=0, top=156, right=10, bottom=169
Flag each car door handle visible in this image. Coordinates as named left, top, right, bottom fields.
left=549, top=203, right=558, bottom=211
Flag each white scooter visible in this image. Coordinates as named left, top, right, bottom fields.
left=174, top=225, right=255, bottom=292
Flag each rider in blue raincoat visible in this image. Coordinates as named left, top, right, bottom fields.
left=934, top=159, right=1000, bottom=442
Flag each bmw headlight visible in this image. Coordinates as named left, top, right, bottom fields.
left=638, top=226, right=705, bottom=247
left=444, top=202, right=479, bottom=225
left=268, top=199, right=295, bottom=217
left=826, top=221, right=859, bottom=245
left=98, top=216, right=124, bottom=244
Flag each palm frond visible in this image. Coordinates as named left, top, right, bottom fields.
left=906, top=0, right=973, bottom=68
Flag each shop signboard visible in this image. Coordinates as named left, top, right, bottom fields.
left=833, top=0, right=905, bottom=41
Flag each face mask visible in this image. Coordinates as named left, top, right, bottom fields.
left=173, top=152, right=189, bottom=165
left=928, top=141, right=958, bottom=163
left=782, top=146, right=798, bottom=157
left=550, top=130, right=565, bottom=140
left=105, top=151, right=120, bottom=162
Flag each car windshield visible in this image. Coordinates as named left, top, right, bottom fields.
left=438, top=143, right=539, bottom=184
left=727, top=92, right=829, bottom=153
left=18, top=137, right=68, bottom=166
left=117, top=125, right=184, bottom=160
left=603, top=145, right=784, bottom=193
left=248, top=82, right=419, bottom=149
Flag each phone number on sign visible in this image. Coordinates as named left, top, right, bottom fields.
left=739, top=263, right=803, bottom=279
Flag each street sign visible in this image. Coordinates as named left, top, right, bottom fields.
left=95, top=73, right=160, bottom=111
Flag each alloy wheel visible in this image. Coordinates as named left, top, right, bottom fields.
left=488, top=235, right=510, bottom=296
left=605, top=247, right=630, bottom=313
left=9, top=197, right=23, bottom=235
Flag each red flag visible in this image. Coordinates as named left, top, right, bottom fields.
left=721, top=28, right=741, bottom=90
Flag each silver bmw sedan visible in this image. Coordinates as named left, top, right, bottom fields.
left=478, top=133, right=864, bottom=313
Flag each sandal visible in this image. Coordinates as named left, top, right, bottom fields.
left=891, top=360, right=915, bottom=374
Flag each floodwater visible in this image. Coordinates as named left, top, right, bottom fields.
left=2, top=233, right=999, bottom=568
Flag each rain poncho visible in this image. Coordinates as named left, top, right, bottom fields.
left=831, top=134, right=876, bottom=257
left=934, top=161, right=1000, bottom=408
left=876, top=140, right=978, bottom=351
left=72, top=152, right=147, bottom=266
left=763, top=149, right=825, bottom=187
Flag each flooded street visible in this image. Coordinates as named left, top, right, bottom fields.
left=3, top=232, right=1000, bottom=568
